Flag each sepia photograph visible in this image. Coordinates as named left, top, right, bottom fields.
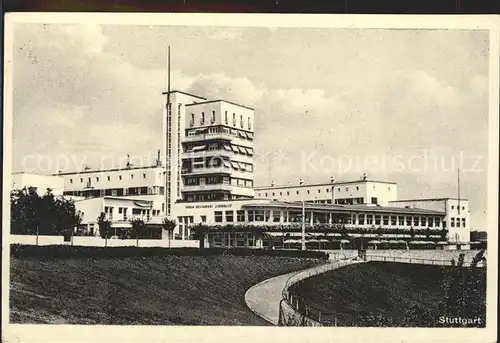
left=2, top=13, right=499, bottom=343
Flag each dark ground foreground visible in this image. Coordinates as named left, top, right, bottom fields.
left=10, top=254, right=320, bottom=325
left=294, top=262, right=486, bottom=327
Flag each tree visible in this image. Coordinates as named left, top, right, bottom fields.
left=162, top=217, right=177, bottom=248
left=97, top=212, right=111, bottom=247
left=409, top=227, right=415, bottom=239
left=425, top=227, right=431, bottom=239
left=440, top=228, right=448, bottom=240
left=10, top=187, right=81, bottom=244
left=130, top=218, right=146, bottom=247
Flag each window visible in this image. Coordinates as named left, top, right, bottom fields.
left=451, top=205, right=454, bottom=210
left=462, top=206, right=465, bottom=211
left=371, top=197, right=378, bottom=205
left=143, top=173, right=146, bottom=178
left=80, top=178, right=83, bottom=183
left=318, top=189, right=321, bottom=193
left=462, top=218, right=466, bottom=227
left=215, top=211, right=223, bottom=223
left=280, top=192, right=282, bottom=196
left=358, top=215, right=365, bottom=225
left=272, top=192, right=275, bottom=196
left=429, top=217, right=434, bottom=227
left=345, top=187, right=348, bottom=191
left=406, top=216, right=412, bottom=226
left=391, top=216, right=397, bottom=226
left=265, top=193, right=268, bottom=197
left=398, top=216, right=405, bottom=226
left=225, top=111, right=228, bottom=124
left=70, top=179, right=73, bottom=183
left=326, top=188, right=329, bottom=193
left=413, top=217, right=419, bottom=226
left=287, top=191, right=290, bottom=196
left=119, top=175, right=122, bottom=180
left=211, top=111, right=216, bottom=123
left=450, top=218, right=455, bottom=227
left=131, top=174, right=134, bottom=179
left=107, top=176, right=111, bottom=181
left=366, top=215, right=373, bottom=225
left=388, top=187, right=391, bottom=191
left=190, top=113, right=195, bottom=126
left=96, top=177, right=99, bottom=182
left=296, top=191, right=299, bottom=195
left=248, top=117, right=251, bottom=130
left=382, top=215, right=389, bottom=225
left=356, top=186, right=359, bottom=191
left=434, top=218, right=440, bottom=227
left=225, top=211, right=234, bottom=222
left=201, top=112, right=205, bottom=125
left=237, top=210, right=245, bottom=222
left=375, top=215, right=381, bottom=225
left=240, top=115, right=244, bottom=128
left=338, top=187, right=341, bottom=192
left=307, top=190, right=310, bottom=194
left=233, top=113, right=236, bottom=126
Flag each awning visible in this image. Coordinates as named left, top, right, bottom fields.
left=340, top=239, right=350, bottom=244
left=246, top=132, right=254, bottom=139
left=231, top=145, right=239, bottom=152
left=238, top=131, right=246, bottom=138
left=237, top=146, right=246, bottom=154
left=368, top=240, right=381, bottom=244
left=222, top=160, right=231, bottom=167
left=245, top=147, right=253, bottom=155
left=223, top=144, right=232, bottom=151
left=192, top=145, right=207, bottom=152
left=133, top=201, right=153, bottom=208
left=230, top=162, right=239, bottom=169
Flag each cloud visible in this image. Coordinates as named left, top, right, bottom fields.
left=205, top=27, right=245, bottom=41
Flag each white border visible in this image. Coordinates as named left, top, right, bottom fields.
left=3, top=13, right=499, bottom=343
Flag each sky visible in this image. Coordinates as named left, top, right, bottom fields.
left=10, top=24, right=490, bottom=229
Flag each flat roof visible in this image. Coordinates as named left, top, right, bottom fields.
left=255, top=179, right=397, bottom=190
left=185, top=99, right=254, bottom=111
left=161, top=90, right=207, bottom=100
left=390, top=198, right=469, bottom=202
left=54, top=165, right=163, bottom=176
left=74, top=196, right=154, bottom=203
left=242, top=201, right=445, bottom=215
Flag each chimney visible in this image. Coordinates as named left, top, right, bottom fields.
left=330, top=176, right=336, bottom=183
left=271, top=180, right=275, bottom=187
left=156, top=149, right=161, bottom=166
left=362, top=173, right=368, bottom=181
left=299, top=178, right=304, bottom=185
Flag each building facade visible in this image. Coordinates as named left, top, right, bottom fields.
left=163, top=90, right=255, bottom=217
left=389, top=198, right=471, bottom=246
left=255, top=177, right=397, bottom=206
left=11, top=172, right=65, bottom=196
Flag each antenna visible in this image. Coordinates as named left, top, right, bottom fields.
left=126, top=154, right=132, bottom=169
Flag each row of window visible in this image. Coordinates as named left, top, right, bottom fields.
left=257, top=185, right=392, bottom=197
left=184, top=175, right=254, bottom=188
left=183, top=193, right=253, bottom=202
left=69, top=172, right=153, bottom=184
left=451, top=205, right=467, bottom=211
left=450, top=217, right=467, bottom=228
left=185, top=143, right=254, bottom=156
left=190, top=111, right=252, bottom=130
left=63, top=186, right=165, bottom=198
left=186, top=126, right=254, bottom=141
left=104, top=206, right=161, bottom=217
left=213, top=209, right=442, bottom=227
left=182, top=158, right=254, bottom=173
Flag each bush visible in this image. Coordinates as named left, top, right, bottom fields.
left=10, top=244, right=329, bottom=260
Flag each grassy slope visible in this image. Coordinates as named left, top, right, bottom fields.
left=10, top=255, right=320, bottom=325
left=294, top=262, right=486, bottom=327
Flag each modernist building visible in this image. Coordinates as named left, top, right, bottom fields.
left=163, top=90, right=255, bottom=226
left=389, top=198, right=471, bottom=245
left=11, top=172, right=65, bottom=196
left=255, top=174, right=397, bottom=206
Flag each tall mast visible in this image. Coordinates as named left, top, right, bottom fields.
left=164, top=46, right=171, bottom=218
left=457, top=168, right=461, bottom=215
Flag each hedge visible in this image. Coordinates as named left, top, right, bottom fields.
left=10, top=244, right=329, bottom=260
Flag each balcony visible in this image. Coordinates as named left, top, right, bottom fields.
left=181, top=165, right=232, bottom=175
left=182, top=149, right=234, bottom=160
left=183, top=132, right=253, bottom=147
left=182, top=183, right=235, bottom=192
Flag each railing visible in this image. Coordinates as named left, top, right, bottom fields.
left=279, top=256, right=362, bottom=326
left=365, top=254, right=486, bottom=268
left=278, top=252, right=486, bottom=326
